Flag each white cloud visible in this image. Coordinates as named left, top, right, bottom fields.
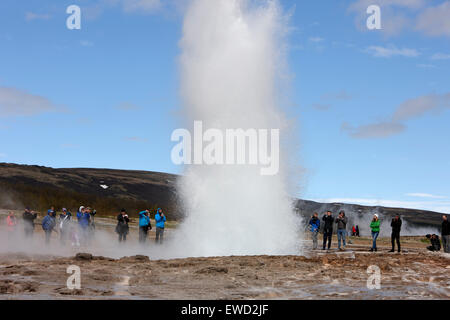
left=25, top=12, right=51, bottom=21
left=343, top=92, right=450, bottom=139
left=365, top=45, right=420, bottom=58
left=348, top=0, right=426, bottom=36
left=348, top=0, right=450, bottom=38
left=0, top=87, right=62, bottom=117
left=406, top=193, right=447, bottom=199
left=431, top=52, right=450, bottom=60
left=416, top=1, right=450, bottom=37
left=392, top=93, right=450, bottom=121
left=341, top=121, right=405, bottom=139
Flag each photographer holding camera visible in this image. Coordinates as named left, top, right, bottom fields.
left=138, top=209, right=152, bottom=243
left=116, top=209, right=130, bottom=243
left=155, top=208, right=166, bottom=244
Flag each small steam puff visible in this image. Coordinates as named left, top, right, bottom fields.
left=168, top=0, right=303, bottom=258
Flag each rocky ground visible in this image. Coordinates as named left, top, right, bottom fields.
left=0, top=243, right=449, bottom=300
left=0, top=210, right=449, bottom=300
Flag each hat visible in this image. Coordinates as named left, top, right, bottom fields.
left=62, top=208, right=67, bottom=212
left=374, top=214, right=379, bottom=218
left=79, top=206, right=85, bottom=212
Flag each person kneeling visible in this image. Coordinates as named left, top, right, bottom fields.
left=426, top=234, right=441, bottom=252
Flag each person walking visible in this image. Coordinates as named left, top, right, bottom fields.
left=322, top=211, right=334, bottom=251
left=369, top=214, right=380, bottom=252
left=309, top=212, right=320, bottom=250
left=23, top=207, right=37, bottom=238
left=116, top=209, right=130, bottom=242
left=155, top=208, right=166, bottom=244
left=441, top=215, right=450, bottom=253
left=335, top=211, right=348, bottom=251
left=138, top=210, right=152, bottom=243
left=42, top=209, right=56, bottom=245
left=390, top=215, right=402, bottom=253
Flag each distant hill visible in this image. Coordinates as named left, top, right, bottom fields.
left=294, top=199, right=443, bottom=230
left=0, top=163, right=179, bottom=218
left=0, top=163, right=445, bottom=228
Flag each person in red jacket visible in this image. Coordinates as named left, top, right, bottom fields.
left=6, top=211, right=17, bottom=239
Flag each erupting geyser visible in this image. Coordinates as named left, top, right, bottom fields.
left=171, top=0, right=302, bottom=257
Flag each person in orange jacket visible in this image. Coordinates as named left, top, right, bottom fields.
left=6, top=211, right=17, bottom=239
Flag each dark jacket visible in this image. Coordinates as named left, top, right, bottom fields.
left=442, top=220, right=450, bottom=236
left=391, top=218, right=402, bottom=233
left=322, top=215, right=334, bottom=232
left=116, top=214, right=130, bottom=234
left=430, top=235, right=441, bottom=251
left=335, top=216, right=348, bottom=230
left=23, top=211, right=37, bottom=226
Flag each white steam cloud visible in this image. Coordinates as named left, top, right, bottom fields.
left=168, top=0, right=302, bottom=257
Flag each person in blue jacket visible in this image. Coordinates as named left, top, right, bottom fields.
left=42, top=209, right=56, bottom=244
left=138, top=209, right=152, bottom=243
left=154, top=208, right=166, bottom=244
left=76, top=206, right=91, bottom=245
left=309, top=212, right=320, bottom=250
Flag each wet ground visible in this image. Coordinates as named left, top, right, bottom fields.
left=0, top=246, right=449, bottom=300
left=0, top=210, right=449, bottom=300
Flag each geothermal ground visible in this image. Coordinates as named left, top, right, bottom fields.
left=0, top=213, right=449, bottom=300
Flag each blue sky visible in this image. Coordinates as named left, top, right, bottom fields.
left=1, top=0, right=449, bottom=212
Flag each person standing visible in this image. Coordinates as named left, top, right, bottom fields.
left=308, top=212, right=320, bottom=250
left=390, top=215, right=402, bottom=253
left=23, top=207, right=37, bottom=238
left=76, top=206, right=91, bottom=245
left=369, top=214, right=380, bottom=252
left=59, top=208, right=72, bottom=245
left=42, top=209, right=56, bottom=245
left=355, top=225, right=360, bottom=237
left=335, top=211, right=348, bottom=251
left=138, top=210, right=152, bottom=243
left=155, top=208, right=166, bottom=244
left=322, top=211, right=334, bottom=251
left=6, top=211, right=17, bottom=239
left=441, top=215, right=450, bottom=253
left=116, top=209, right=130, bottom=242
left=352, top=225, right=356, bottom=237
left=86, top=207, right=96, bottom=241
